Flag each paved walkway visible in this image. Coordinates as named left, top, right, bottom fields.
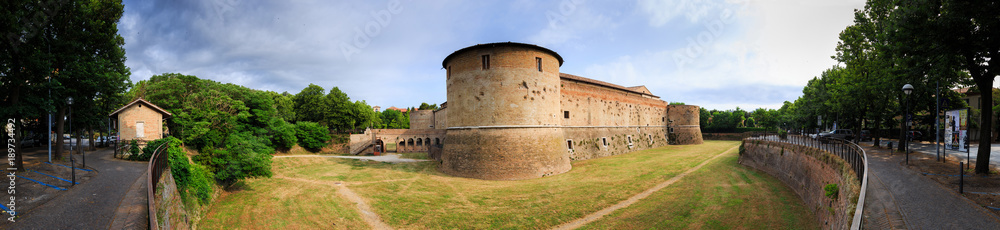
left=9, top=148, right=148, bottom=229
left=860, top=144, right=1000, bottom=229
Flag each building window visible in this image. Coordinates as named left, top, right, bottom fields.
left=566, top=139, right=573, bottom=151
left=627, top=135, right=633, bottom=149
left=536, top=57, right=542, bottom=72
left=602, top=137, right=608, bottom=148
left=482, top=55, right=490, bottom=70
left=136, top=121, right=145, bottom=138
left=649, top=134, right=653, bottom=144
left=564, top=111, right=570, bottom=119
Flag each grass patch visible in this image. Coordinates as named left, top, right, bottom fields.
left=200, top=141, right=815, bottom=229
left=198, top=177, right=366, bottom=229
left=580, top=147, right=819, bottom=229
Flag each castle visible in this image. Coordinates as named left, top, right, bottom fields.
left=350, top=42, right=703, bottom=180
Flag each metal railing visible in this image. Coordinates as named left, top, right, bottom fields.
left=147, top=140, right=171, bottom=230
left=115, top=140, right=148, bottom=159
left=742, top=132, right=869, bottom=230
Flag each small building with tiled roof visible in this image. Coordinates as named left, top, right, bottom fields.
left=108, top=98, right=172, bottom=142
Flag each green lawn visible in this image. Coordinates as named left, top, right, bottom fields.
left=580, top=146, right=818, bottom=229
left=199, top=141, right=817, bottom=229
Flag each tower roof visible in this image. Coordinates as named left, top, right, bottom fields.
left=442, top=42, right=564, bottom=68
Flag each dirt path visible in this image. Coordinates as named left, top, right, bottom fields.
left=273, top=175, right=393, bottom=229
left=550, top=145, right=738, bottom=230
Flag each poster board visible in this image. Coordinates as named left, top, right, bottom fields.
left=945, top=109, right=968, bottom=151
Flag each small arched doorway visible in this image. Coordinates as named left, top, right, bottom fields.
left=374, top=139, right=384, bottom=156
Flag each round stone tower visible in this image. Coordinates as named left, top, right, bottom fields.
left=440, top=42, right=571, bottom=180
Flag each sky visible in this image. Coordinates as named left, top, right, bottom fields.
left=117, top=0, right=869, bottom=111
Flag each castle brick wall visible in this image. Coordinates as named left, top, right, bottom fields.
left=666, top=105, right=704, bottom=145
left=441, top=128, right=570, bottom=180
left=409, top=110, right=435, bottom=130
left=433, top=108, right=447, bottom=130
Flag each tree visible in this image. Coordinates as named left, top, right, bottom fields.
left=293, top=84, right=328, bottom=124
left=888, top=0, right=999, bottom=174
left=324, top=87, right=352, bottom=130
left=418, top=102, right=439, bottom=110
left=1, top=0, right=130, bottom=166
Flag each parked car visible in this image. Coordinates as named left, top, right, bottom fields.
left=859, top=130, right=872, bottom=141
left=20, top=134, right=43, bottom=147
left=817, top=129, right=854, bottom=140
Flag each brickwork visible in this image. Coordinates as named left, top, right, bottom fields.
left=116, top=103, right=166, bottom=142
left=441, top=128, right=570, bottom=180
left=347, top=42, right=703, bottom=180
left=740, top=140, right=859, bottom=230
left=409, top=110, right=435, bottom=130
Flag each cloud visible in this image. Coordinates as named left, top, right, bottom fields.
left=637, top=0, right=738, bottom=26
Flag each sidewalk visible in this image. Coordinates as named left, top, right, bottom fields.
left=859, top=144, right=1000, bottom=229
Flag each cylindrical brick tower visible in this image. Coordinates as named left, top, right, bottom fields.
left=440, top=42, right=571, bottom=180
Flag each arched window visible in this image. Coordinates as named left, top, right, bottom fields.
left=416, top=138, right=423, bottom=146
left=435, top=138, right=441, bottom=145
left=408, top=138, right=414, bottom=147
left=425, top=138, right=431, bottom=146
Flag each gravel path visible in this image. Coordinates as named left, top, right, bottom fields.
left=861, top=145, right=1000, bottom=229
left=9, top=148, right=147, bottom=229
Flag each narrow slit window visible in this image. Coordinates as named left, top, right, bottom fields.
left=602, top=137, right=608, bottom=147
left=566, top=140, right=573, bottom=151
left=564, top=111, right=570, bottom=119
left=482, top=55, right=490, bottom=70
left=536, top=57, right=542, bottom=72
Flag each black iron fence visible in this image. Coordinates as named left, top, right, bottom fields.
left=147, top=140, right=171, bottom=230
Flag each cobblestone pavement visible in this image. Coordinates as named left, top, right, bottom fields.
left=860, top=145, right=1000, bottom=229
left=9, top=148, right=147, bottom=229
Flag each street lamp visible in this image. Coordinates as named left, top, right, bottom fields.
left=902, top=84, right=913, bottom=164
left=67, top=97, right=75, bottom=186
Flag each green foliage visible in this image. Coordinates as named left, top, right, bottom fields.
left=164, top=137, right=214, bottom=203
left=270, top=120, right=297, bottom=150
left=295, top=121, right=331, bottom=150
left=418, top=102, right=440, bottom=110
left=381, top=109, right=408, bottom=129
left=668, top=102, right=685, bottom=105
left=194, top=132, right=274, bottom=185
left=293, top=84, right=329, bottom=124
left=128, top=140, right=141, bottom=159
left=824, top=183, right=839, bottom=200
left=778, top=130, right=788, bottom=140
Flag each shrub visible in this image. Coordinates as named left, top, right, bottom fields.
left=778, top=130, right=788, bottom=140
left=295, top=121, right=331, bottom=150
left=195, top=132, right=274, bottom=185
left=824, top=183, right=839, bottom=200
left=271, top=120, right=297, bottom=149
left=128, top=139, right=141, bottom=159
left=165, top=137, right=215, bottom=203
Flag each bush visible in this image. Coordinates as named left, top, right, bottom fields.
left=824, top=183, right=839, bottom=200
left=195, top=132, right=274, bottom=185
left=165, top=137, right=215, bottom=203
left=778, top=130, right=788, bottom=140
left=271, top=120, right=297, bottom=149
left=127, top=139, right=142, bottom=159
left=295, top=121, right=331, bottom=150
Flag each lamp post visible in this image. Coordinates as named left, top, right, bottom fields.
left=903, top=84, right=914, bottom=165
left=67, top=97, right=75, bottom=186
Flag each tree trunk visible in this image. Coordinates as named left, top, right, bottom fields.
left=975, top=77, right=993, bottom=174
left=54, top=106, right=65, bottom=160
left=88, top=128, right=95, bottom=151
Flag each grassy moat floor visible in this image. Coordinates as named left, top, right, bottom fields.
left=198, top=141, right=818, bottom=229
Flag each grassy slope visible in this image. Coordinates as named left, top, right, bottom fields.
left=580, top=147, right=819, bottom=229
left=200, top=141, right=816, bottom=229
